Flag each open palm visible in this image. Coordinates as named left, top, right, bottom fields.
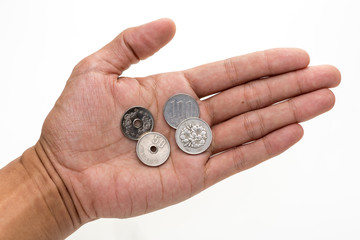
left=39, top=19, right=340, bottom=224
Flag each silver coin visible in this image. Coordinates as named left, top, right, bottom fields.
left=163, top=93, right=200, bottom=129
left=136, top=132, right=171, bottom=167
left=175, top=117, right=212, bottom=154
left=121, top=106, right=154, bottom=140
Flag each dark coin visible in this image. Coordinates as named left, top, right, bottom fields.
left=121, top=106, right=154, bottom=140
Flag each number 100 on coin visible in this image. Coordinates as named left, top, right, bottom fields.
left=163, top=94, right=200, bottom=129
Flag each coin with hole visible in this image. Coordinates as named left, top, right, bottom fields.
left=121, top=106, right=154, bottom=140
left=136, top=132, right=170, bottom=167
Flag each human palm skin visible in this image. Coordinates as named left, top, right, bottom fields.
left=38, top=19, right=340, bottom=224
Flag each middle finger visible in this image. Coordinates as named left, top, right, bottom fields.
left=202, top=65, right=340, bottom=126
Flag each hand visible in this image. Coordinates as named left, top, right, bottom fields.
left=39, top=19, right=340, bottom=223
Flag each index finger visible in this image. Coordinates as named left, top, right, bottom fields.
left=183, top=48, right=310, bottom=97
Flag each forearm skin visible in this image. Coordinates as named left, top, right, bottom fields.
left=0, top=143, right=80, bottom=240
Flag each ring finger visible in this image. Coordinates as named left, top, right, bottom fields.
left=210, top=88, right=335, bottom=154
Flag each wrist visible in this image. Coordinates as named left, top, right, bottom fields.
left=0, top=143, right=81, bottom=239
left=33, top=141, right=82, bottom=234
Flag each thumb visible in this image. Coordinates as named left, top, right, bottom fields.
left=82, top=18, right=176, bottom=76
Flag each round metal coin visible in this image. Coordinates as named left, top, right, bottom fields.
left=136, top=132, right=171, bottom=167
left=121, top=106, right=154, bottom=140
left=175, top=117, right=212, bottom=154
left=163, top=93, right=200, bottom=129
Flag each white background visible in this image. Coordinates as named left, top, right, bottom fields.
left=0, top=0, right=359, bottom=239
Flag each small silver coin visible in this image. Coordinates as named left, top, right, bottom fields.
left=136, top=132, right=171, bottom=167
left=163, top=93, right=200, bottom=129
left=175, top=117, right=212, bottom=155
left=121, top=106, right=154, bottom=140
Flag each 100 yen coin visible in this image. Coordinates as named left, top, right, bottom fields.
left=163, top=93, right=200, bottom=129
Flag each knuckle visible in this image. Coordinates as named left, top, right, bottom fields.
left=121, top=30, right=140, bottom=62
left=287, top=100, right=299, bottom=122
left=261, top=138, right=273, bottom=158
left=232, top=147, right=247, bottom=172
left=256, top=111, right=266, bottom=136
left=203, top=100, right=215, bottom=126
left=262, top=50, right=273, bottom=75
left=223, top=58, right=238, bottom=84
left=242, top=111, right=263, bottom=140
left=294, top=69, right=306, bottom=94
left=242, top=81, right=262, bottom=110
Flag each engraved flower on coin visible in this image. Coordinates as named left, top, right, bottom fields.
left=179, top=123, right=207, bottom=148
left=139, top=115, right=152, bottom=132
left=123, top=113, right=133, bottom=127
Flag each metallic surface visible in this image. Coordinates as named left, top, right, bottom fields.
left=163, top=93, right=200, bottom=129
left=121, top=106, right=154, bottom=140
left=175, top=117, right=212, bottom=154
left=136, top=132, right=171, bottom=167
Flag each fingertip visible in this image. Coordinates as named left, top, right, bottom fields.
left=91, top=18, right=177, bottom=75
left=274, top=123, right=304, bottom=153
left=291, top=48, right=310, bottom=68
left=283, top=48, right=310, bottom=67
left=159, top=18, right=176, bottom=43
left=310, top=65, right=341, bottom=88
left=144, top=18, right=176, bottom=43
left=264, top=48, right=311, bottom=74
left=325, top=64, right=341, bottom=87
left=157, top=18, right=176, bottom=33
left=302, top=49, right=310, bottom=66
left=324, top=88, right=336, bottom=110
left=313, top=88, right=337, bottom=113
left=124, top=18, right=175, bottom=62
left=292, top=123, right=304, bottom=142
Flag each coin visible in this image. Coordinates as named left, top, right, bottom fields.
left=121, top=106, right=154, bottom=140
left=175, top=117, right=212, bottom=154
left=136, top=132, right=171, bottom=167
left=163, top=93, right=200, bottom=129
